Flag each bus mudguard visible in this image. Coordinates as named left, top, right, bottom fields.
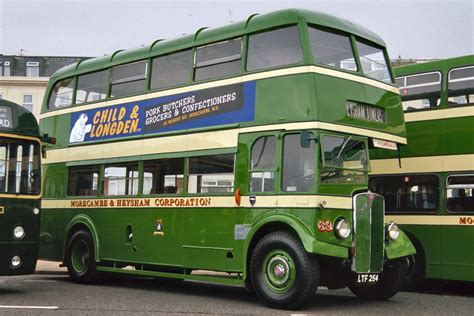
left=384, top=230, right=416, bottom=260
left=64, top=214, right=100, bottom=261
left=242, top=213, right=349, bottom=276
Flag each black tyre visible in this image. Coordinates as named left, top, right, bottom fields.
left=403, top=247, right=425, bottom=290
left=65, top=230, right=99, bottom=284
left=250, top=231, right=319, bottom=309
left=348, top=258, right=408, bottom=300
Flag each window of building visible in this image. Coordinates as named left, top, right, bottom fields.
left=76, top=70, right=108, bottom=104
left=447, top=66, right=474, bottom=106
left=194, top=39, right=242, bottom=81
left=2, top=61, right=11, bottom=76
left=150, top=50, right=192, bottom=90
left=188, top=154, right=234, bottom=193
left=247, top=26, right=303, bottom=72
left=110, top=61, right=147, bottom=98
left=0, top=93, right=3, bottom=99
left=282, top=134, right=315, bottom=192
left=103, top=163, right=139, bottom=196
left=370, top=175, right=439, bottom=213
left=143, top=158, right=184, bottom=195
left=26, top=61, right=40, bottom=77
left=446, top=174, right=474, bottom=213
left=22, top=94, right=33, bottom=112
left=397, top=72, right=442, bottom=111
left=250, top=136, right=276, bottom=193
left=48, top=78, right=75, bottom=109
left=67, top=166, right=99, bottom=196
left=356, top=40, right=391, bottom=83
left=309, top=27, right=356, bottom=71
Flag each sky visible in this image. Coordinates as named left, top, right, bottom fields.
left=0, top=0, right=473, bottom=60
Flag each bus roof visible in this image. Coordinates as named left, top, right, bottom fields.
left=0, top=99, right=39, bottom=138
left=394, top=55, right=474, bottom=77
left=51, top=8, right=385, bottom=80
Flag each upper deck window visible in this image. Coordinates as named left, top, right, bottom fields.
left=76, top=70, right=108, bottom=104
left=308, top=27, right=356, bottom=71
left=356, top=40, right=392, bottom=83
left=194, top=39, right=242, bottom=81
left=151, top=50, right=192, bottom=90
left=110, top=61, right=147, bottom=98
left=397, top=72, right=441, bottom=111
left=48, top=78, right=74, bottom=109
left=247, top=26, right=303, bottom=71
left=448, top=66, right=474, bottom=106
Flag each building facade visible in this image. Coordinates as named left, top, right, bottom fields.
left=0, top=55, right=86, bottom=119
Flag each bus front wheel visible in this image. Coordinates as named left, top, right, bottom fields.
left=348, top=258, right=407, bottom=300
left=250, top=231, right=319, bottom=309
left=65, top=230, right=99, bottom=284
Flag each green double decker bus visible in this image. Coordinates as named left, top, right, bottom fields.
left=370, top=55, right=474, bottom=286
left=39, top=9, right=415, bottom=308
left=0, top=99, right=42, bottom=276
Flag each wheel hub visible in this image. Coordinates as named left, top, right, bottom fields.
left=267, top=256, right=290, bottom=286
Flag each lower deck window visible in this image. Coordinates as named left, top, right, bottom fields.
left=188, top=154, right=234, bottom=193
left=103, top=163, right=138, bottom=196
left=68, top=166, right=99, bottom=196
left=447, top=175, right=474, bottom=213
left=370, top=175, right=439, bottom=213
left=143, top=158, right=184, bottom=195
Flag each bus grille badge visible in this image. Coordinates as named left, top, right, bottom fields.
left=154, top=218, right=164, bottom=236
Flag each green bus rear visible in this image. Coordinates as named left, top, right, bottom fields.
left=39, top=9, right=414, bottom=308
left=0, top=99, right=41, bottom=276
left=370, top=55, right=474, bottom=284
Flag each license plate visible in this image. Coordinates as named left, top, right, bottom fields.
left=357, top=274, right=379, bottom=284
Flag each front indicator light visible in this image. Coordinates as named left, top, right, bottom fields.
left=335, top=218, right=351, bottom=239
left=13, top=226, right=25, bottom=240
left=11, top=255, right=22, bottom=268
left=386, top=222, right=400, bottom=240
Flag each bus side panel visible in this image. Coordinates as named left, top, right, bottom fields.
left=442, top=224, right=474, bottom=282
left=401, top=224, right=443, bottom=279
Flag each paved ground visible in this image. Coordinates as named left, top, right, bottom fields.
left=0, top=262, right=472, bottom=315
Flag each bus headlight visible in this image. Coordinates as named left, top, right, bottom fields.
left=386, top=222, right=400, bottom=240
left=11, top=255, right=22, bottom=268
left=33, top=207, right=40, bottom=215
left=13, top=226, right=25, bottom=240
left=335, top=218, right=351, bottom=239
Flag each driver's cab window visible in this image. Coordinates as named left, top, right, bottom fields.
left=281, top=134, right=315, bottom=192
left=250, top=136, right=276, bottom=193
left=320, top=134, right=368, bottom=184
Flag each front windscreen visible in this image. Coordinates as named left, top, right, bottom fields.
left=320, top=134, right=368, bottom=184
left=0, top=137, right=41, bottom=195
left=356, top=40, right=392, bottom=83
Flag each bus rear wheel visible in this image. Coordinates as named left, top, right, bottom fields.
left=65, top=230, right=99, bottom=284
left=348, top=258, right=407, bottom=300
left=250, top=231, right=319, bottom=309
